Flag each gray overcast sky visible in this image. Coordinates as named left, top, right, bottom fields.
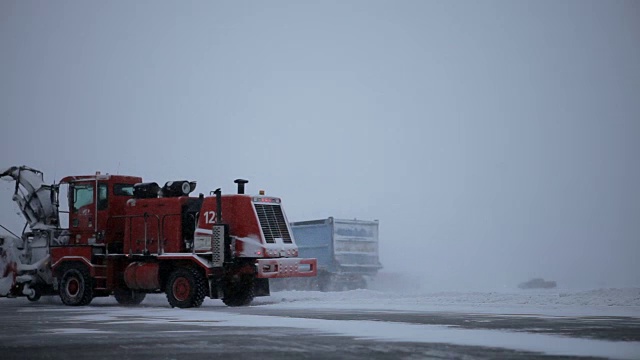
left=1, top=0, right=639, bottom=290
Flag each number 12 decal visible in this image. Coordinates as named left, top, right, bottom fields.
left=203, top=211, right=217, bottom=224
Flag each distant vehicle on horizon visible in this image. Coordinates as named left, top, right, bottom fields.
left=518, top=278, right=557, bottom=289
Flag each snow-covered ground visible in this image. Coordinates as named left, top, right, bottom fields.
left=89, top=287, right=640, bottom=358
left=259, top=287, right=640, bottom=318
left=4, top=287, right=640, bottom=359
left=58, top=285, right=639, bottom=318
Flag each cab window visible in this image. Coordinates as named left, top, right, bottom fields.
left=73, top=184, right=94, bottom=211
left=114, top=183, right=135, bottom=196
left=98, top=183, right=108, bottom=210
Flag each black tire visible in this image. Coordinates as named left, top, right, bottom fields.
left=59, top=267, right=93, bottom=306
left=27, top=287, right=41, bottom=302
left=114, top=289, right=146, bottom=305
left=222, top=274, right=254, bottom=307
left=317, top=272, right=331, bottom=292
left=165, top=267, right=207, bottom=308
left=348, top=276, right=367, bottom=290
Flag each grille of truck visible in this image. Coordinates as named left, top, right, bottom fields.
left=254, top=204, right=292, bottom=244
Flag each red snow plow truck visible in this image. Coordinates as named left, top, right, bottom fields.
left=0, top=166, right=316, bottom=307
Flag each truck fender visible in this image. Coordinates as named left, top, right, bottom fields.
left=51, top=257, right=96, bottom=277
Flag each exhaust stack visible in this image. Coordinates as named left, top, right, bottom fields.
left=214, top=188, right=222, bottom=223
left=234, top=179, right=248, bottom=194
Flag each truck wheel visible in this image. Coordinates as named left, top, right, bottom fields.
left=355, top=276, right=367, bottom=290
left=222, top=274, right=254, bottom=307
left=27, top=287, right=41, bottom=302
left=347, top=276, right=367, bottom=290
left=165, top=267, right=206, bottom=308
left=59, top=267, right=93, bottom=306
left=114, top=289, right=146, bottom=305
left=317, top=272, right=331, bottom=292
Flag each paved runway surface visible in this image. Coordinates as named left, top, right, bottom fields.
left=1, top=297, right=639, bottom=359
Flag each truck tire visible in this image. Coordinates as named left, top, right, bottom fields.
left=349, top=276, right=367, bottom=290
left=222, top=274, right=254, bottom=307
left=59, top=267, right=94, bottom=306
left=317, top=272, right=331, bottom=292
left=165, top=267, right=206, bottom=308
left=27, top=287, right=41, bottom=302
left=114, top=289, right=146, bottom=305
left=356, top=278, right=367, bottom=289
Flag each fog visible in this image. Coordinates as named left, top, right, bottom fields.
left=1, top=1, right=639, bottom=291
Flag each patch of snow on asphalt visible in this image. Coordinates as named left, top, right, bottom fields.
left=47, top=328, right=113, bottom=334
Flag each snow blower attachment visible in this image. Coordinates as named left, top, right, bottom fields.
left=0, top=166, right=59, bottom=300
left=0, top=166, right=316, bottom=307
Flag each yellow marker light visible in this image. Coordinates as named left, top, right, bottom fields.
left=259, top=190, right=265, bottom=195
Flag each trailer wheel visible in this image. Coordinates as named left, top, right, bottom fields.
left=165, top=267, right=206, bottom=308
left=348, top=276, right=367, bottom=290
left=114, top=289, right=146, bottom=306
left=222, top=274, right=254, bottom=307
left=356, top=276, right=368, bottom=289
left=59, top=267, right=93, bottom=306
left=316, top=272, right=331, bottom=292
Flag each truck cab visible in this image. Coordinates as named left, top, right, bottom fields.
left=59, top=174, right=141, bottom=249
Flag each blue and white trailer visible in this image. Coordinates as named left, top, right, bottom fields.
left=272, top=217, right=382, bottom=291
